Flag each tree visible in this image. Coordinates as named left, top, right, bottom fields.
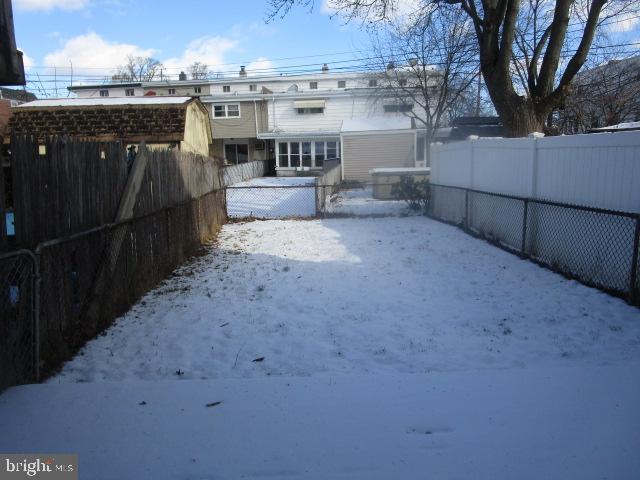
left=268, top=0, right=640, bottom=136
left=368, top=7, right=479, bottom=163
left=189, top=62, right=209, bottom=80
left=556, top=54, right=640, bottom=133
left=114, top=55, right=163, bottom=81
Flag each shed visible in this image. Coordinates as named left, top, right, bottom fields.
left=8, top=96, right=213, bottom=157
left=340, top=117, right=416, bottom=182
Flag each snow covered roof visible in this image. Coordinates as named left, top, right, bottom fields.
left=341, top=117, right=413, bottom=133
left=16, top=96, right=194, bottom=108
left=590, top=121, right=640, bottom=132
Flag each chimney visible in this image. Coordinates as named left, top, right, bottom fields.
left=387, top=61, right=395, bottom=70
left=321, top=63, right=329, bottom=73
left=239, top=66, right=247, bottom=77
left=178, top=71, right=187, bottom=81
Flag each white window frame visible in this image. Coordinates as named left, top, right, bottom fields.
left=99, top=90, right=109, bottom=97
left=276, top=139, right=340, bottom=169
left=223, top=85, right=231, bottom=93
left=125, top=88, right=135, bottom=96
left=194, top=86, right=202, bottom=94
left=309, top=81, right=318, bottom=90
left=337, top=80, right=346, bottom=88
left=249, top=84, right=257, bottom=92
left=168, top=88, right=176, bottom=95
left=213, top=104, right=241, bottom=119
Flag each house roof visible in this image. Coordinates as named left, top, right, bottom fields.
left=0, top=86, right=36, bottom=102
left=8, top=96, right=203, bottom=142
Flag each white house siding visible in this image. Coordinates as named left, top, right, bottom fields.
left=269, top=95, right=387, bottom=134
left=73, top=87, right=145, bottom=98
left=341, top=132, right=416, bottom=182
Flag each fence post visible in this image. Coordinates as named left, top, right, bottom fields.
left=629, top=215, right=640, bottom=304
left=521, top=199, right=529, bottom=257
left=464, top=189, right=469, bottom=230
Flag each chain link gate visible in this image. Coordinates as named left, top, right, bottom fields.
left=0, top=250, right=39, bottom=391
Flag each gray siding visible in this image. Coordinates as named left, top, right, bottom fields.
left=209, top=100, right=268, bottom=139
left=342, top=132, right=416, bottom=181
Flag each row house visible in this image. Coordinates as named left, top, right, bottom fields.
left=68, top=65, right=428, bottom=177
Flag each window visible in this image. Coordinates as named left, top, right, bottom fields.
left=309, top=81, right=318, bottom=90
left=290, top=142, right=300, bottom=167
left=223, top=85, right=231, bottom=93
left=213, top=104, right=240, bottom=118
left=125, top=88, right=135, bottom=96
left=368, top=79, right=377, bottom=87
left=302, top=142, right=312, bottom=167
left=278, top=142, right=289, bottom=167
left=249, top=84, right=257, bottom=92
left=416, top=136, right=426, bottom=162
left=297, top=107, right=324, bottom=114
left=168, top=88, right=176, bottom=95
left=194, top=86, right=202, bottom=94
left=399, top=79, right=407, bottom=87
left=227, top=104, right=240, bottom=117
left=278, top=140, right=339, bottom=168
left=314, top=142, right=325, bottom=167
left=224, top=143, right=249, bottom=164
left=337, top=80, right=346, bottom=88
left=99, top=90, right=109, bottom=97
left=384, top=104, right=413, bottom=113
left=326, top=141, right=338, bottom=159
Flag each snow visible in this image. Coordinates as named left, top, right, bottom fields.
left=2, top=366, right=639, bottom=479
left=370, top=167, right=431, bottom=175
left=4, top=215, right=640, bottom=478
left=49, top=217, right=640, bottom=382
left=226, top=176, right=317, bottom=218
left=16, top=97, right=193, bottom=108
left=326, top=187, right=412, bottom=216
left=341, top=116, right=412, bottom=132
left=591, top=121, right=640, bottom=131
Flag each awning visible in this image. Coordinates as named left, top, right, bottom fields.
left=293, top=100, right=325, bottom=109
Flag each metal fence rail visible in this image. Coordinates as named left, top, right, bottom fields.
left=429, top=183, right=640, bottom=305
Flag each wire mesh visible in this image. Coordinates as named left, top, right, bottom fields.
left=226, top=185, right=318, bottom=219
left=429, top=183, right=640, bottom=304
left=0, top=251, right=36, bottom=391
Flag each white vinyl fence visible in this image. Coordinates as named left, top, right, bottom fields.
left=429, top=132, right=640, bottom=304
left=431, top=131, right=640, bottom=213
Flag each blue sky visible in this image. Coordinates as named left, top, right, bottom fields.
left=11, top=0, right=640, bottom=97
left=12, top=0, right=370, bottom=95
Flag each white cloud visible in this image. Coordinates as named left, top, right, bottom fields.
left=246, top=57, right=274, bottom=76
left=14, top=0, right=89, bottom=12
left=43, top=32, right=155, bottom=74
left=163, top=36, right=238, bottom=74
left=21, top=51, right=34, bottom=70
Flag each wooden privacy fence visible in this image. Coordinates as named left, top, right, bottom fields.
left=1, top=137, right=227, bottom=389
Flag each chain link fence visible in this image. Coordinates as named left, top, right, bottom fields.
left=0, top=250, right=38, bottom=391
left=429, top=183, right=640, bottom=305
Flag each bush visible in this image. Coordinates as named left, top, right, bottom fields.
left=391, top=176, right=430, bottom=213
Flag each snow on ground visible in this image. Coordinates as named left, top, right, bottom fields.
left=2, top=366, right=639, bottom=479
left=50, top=217, right=640, bottom=382
left=326, top=186, right=413, bottom=216
left=227, top=176, right=316, bottom=218
left=4, top=216, right=640, bottom=479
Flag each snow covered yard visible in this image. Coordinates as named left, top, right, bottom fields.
left=49, top=216, right=640, bottom=381
left=3, top=216, right=640, bottom=479
left=326, top=186, right=411, bottom=216
left=227, top=176, right=316, bottom=218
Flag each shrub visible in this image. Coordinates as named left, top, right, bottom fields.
left=391, top=176, right=430, bottom=213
